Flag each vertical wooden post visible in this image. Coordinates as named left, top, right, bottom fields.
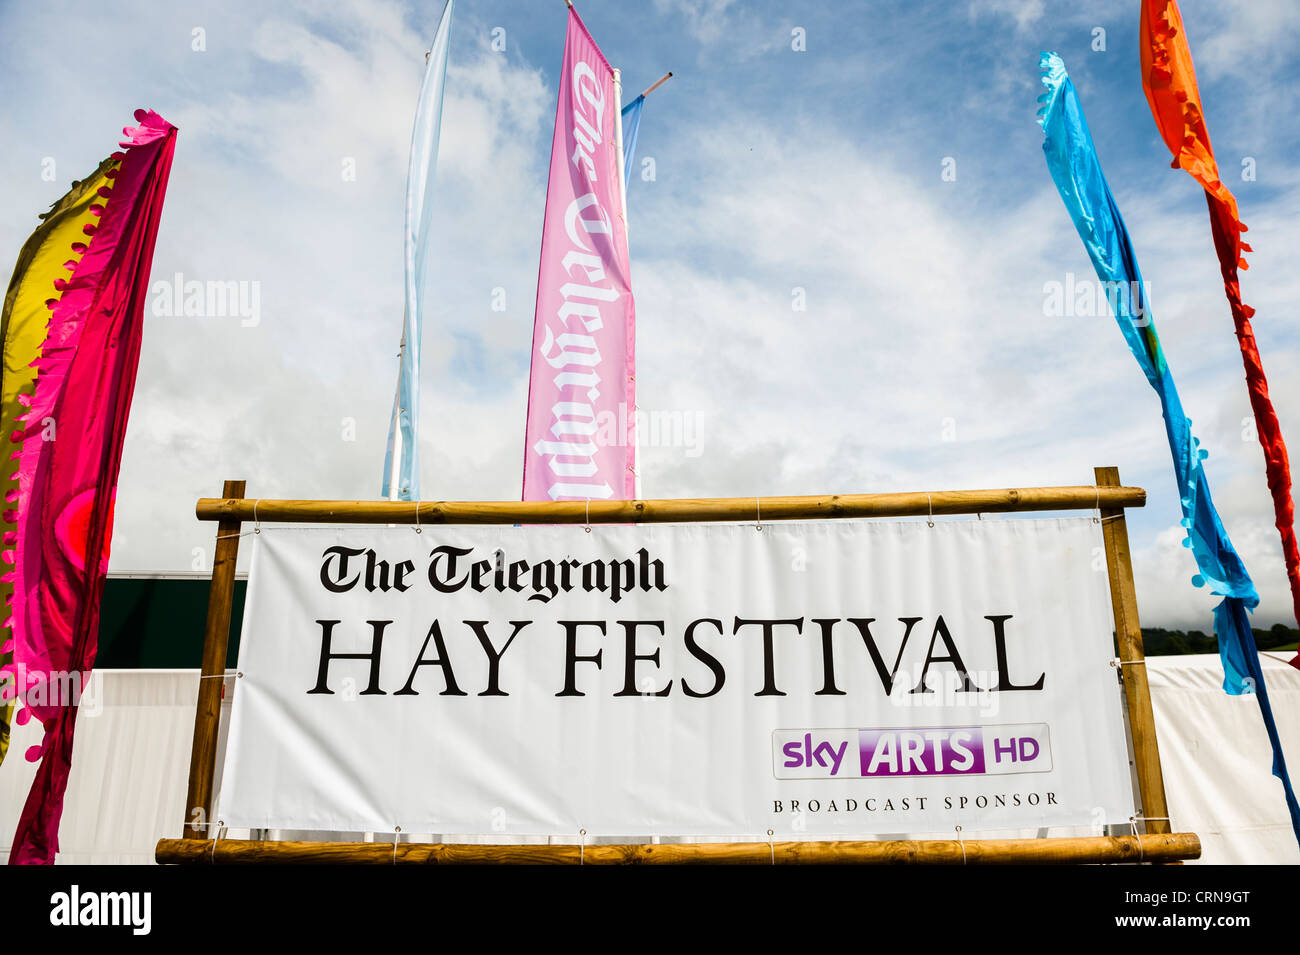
left=1095, top=466, right=1170, bottom=835
left=182, top=479, right=245, bottom=838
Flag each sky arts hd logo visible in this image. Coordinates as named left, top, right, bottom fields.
left=773, top=724, right=1052, bottom=778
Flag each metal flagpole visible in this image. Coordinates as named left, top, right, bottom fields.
left=641, top=71, right=673, bottom=98
left=612, top=66, right=640, bottom=501
left=613, top=68, right=630, bottom=234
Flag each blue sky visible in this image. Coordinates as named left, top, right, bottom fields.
left=2, top=0, right=1299, bottom=630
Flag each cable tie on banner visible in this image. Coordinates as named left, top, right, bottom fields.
left=756, top=498, right=762, bottom=532
left=579, top=828, right=587, bottom=865
left=1094, top=485, right=1101, bottom=524
left=1129, top=816, right=1144, bottom=862
left=393, top=826, right=401, bottom=864
left=927, top=493, right=935, bottom=528
left=210, top=821, right=226, bottom=865
left=253, top=499, right=262, bottom=534
left=198, top=670, right=240, bottom=680
left=767, top=829, right=775, bottom=865
left=413, top=501, right=422, bottom=533
left=955, top=825, right=966, bottom=864
left=584, top=499, right=591, bottom=533
left=1111, top=658, right=1146, bottom=667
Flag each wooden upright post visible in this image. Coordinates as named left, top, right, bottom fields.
left=182, top=479, right=246, bottom=838
left=1095, top=466, right=1170, bottom=835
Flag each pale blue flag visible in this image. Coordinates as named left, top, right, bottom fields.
left=383, top=0, right=453, bottom=500
left=621, top=94, right=644, bottom=194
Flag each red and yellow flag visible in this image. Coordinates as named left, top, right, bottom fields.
left=0, top=163, right=117, bottom=765
left=1, top=110, right=177, bottom=863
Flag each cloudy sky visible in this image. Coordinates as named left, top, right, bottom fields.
left=2, top=0, right=1298, bottom=631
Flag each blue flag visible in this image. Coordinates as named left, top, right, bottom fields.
left=1037, top=51, right=1300, bottom=846
left=621, top=93, right=644, bottom=194
left=383, top=0, right=453, bottom=501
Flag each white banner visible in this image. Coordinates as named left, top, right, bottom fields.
left=216, top=518, right=1136, bottom=836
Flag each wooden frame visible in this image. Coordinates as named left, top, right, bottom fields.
left=162, top=466, right=1195, bottom=865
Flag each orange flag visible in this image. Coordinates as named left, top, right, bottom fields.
left=1141, top=0, right=1300, bottom=667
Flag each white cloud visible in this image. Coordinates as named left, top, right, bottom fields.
left=967, top=0, right=1046, bottom=34
left=1184, top=0, right=1300, bottom=85
left=652, top=0, right=741, bottom=45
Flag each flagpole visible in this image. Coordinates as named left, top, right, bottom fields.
left=641, top=71, right=673, bottom=98
left=611, top=66, right=639, bottom=501
left=613, top=69, right=630, bottom=231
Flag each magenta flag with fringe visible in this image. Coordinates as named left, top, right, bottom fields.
left=2, top=110, right=177, bottom=864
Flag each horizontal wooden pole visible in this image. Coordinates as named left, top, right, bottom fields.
left=157, top=833, right=1197, bottom=865
left=195, top=485, right=1145, bottom=525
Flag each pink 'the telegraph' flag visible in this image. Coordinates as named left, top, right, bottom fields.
left=522, top=6, right=636, bottom=502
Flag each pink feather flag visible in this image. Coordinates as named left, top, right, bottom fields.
left=522, top=5, right=637, bottom=502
